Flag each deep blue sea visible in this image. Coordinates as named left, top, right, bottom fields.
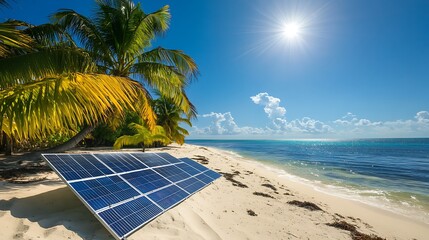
left=187, top=138, right=429, bottom=223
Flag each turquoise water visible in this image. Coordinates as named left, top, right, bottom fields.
left=187, top=138, right=429, bottom=223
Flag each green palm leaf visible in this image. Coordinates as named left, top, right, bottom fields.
left=0, top=0, right=198, bottom=148
left=113, top=123, right=169, bottom=150
left=0, top=48, right=95, bottom=88
left=0, top=73, right=148, bottom=140
left=139, top=47, right=199, bottom=80
left=0, top=22, right=33, bottom=57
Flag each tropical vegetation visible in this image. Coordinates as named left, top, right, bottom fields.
left=0, top=0, right=197, bottom=155
left=113, top=123, right=169, bottom=152
left=153, top=96, right=192, bottom=145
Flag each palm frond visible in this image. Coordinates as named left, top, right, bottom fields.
left=134, top=84, right=157, bottom=129
left=139, top=47, right=199, bottom=80
left=0, top=22, right=33, bottom=57
left=24, top=23, right=75, bottom=47
left=113, top=134, right=142, bottom=149
left=132, top=62, right=196, bottom=117
left=132, top=62, right=185, bottom=89
left=152, top=95, right=193, bottom=145
left=0, top=73, right=143, bottom=140
left=0, top=48, right=96, bottom=88
left=124, top=5, right=170, bottom=56
left=113, top=122, right=169, bottom=149
left=52, top=9, right=112, bottom=65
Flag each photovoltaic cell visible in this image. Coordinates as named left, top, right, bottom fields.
left=156, top=152, right=182, bottom=164
left=121, top=169, right=170, bottom=194
left=130, top=153, right=170, bottom=167
left=180, top=157, right=210, bottom=172
left=175, top=162, right=201, bottom=176
left=204, top=170, right=222, bottom=180
left=44, top=154, right=111, bottom=181
left=176, top=177, right=206, bottom=194
left=194, top=173, right=214, bottom=184
left=70, top=176, right=139, bottom=211
left=42, top=152, right=221, bottom=240
left=43, top=155, right=80, bottom=180
left=147, top=185, right=189, bottom=209
left=99, top=196, right=162, bottom=238
left=153, top=165, right=191, bottom=182
left=94, top=153, right=148, bottom=172
left=75, top=154, right=113, bottom=175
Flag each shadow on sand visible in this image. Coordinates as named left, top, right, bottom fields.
left=0, top=186, right=114, bottom=239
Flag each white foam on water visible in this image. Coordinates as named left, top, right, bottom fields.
left=195, top=144, right=429, bottom=225
left=222, top=150, right=244, bottom=159
left=238, top=151, right=429, bottom=224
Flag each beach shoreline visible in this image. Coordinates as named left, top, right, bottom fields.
left=1, top=143, right=428, bottom=240
left=222, top=149, right=429, bottom=226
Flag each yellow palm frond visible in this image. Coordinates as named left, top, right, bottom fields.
left=0, top=73, right=155, bottom=140
left=113, top=123, right=169, bottom=149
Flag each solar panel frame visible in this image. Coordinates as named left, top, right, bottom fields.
left=42, top=152, right=221, bottom=240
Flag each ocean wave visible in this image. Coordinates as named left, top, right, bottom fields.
left=188, top=139, right=429, bottom=224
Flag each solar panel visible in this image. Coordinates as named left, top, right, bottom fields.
left=180, top=157, right=211, bottom=172
left=42, top=152, right=221, bottom=240
left=121, top=169, right=170, bottom=194
left=176, top=177, right=206, bottom=194
left=153, top=165, right=191, bottom=182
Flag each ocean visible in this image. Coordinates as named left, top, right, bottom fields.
left=187, top=138, right=429, bottom=224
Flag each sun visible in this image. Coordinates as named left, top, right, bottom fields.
left=280, top=22, right=302, bottom=41
left=241, top=1, right=329, bottom=56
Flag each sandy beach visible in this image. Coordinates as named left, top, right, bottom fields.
left=1, top=143, right=428, bottom=240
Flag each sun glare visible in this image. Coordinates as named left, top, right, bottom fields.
left=242, top=1, right=329, bottom=57
left=281, top=22, right=302, bottom=40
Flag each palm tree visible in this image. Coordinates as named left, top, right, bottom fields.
left=0, top=0, right=198, bottom=154
left=153, top=96, right=191, bottom=145
left=52, top=0, right=198, bottom=116
left=0, top=22, right=147, bottom=153
left=50, top=0, right=198, bottom=150
left=113, top=123, right=169, bottom=152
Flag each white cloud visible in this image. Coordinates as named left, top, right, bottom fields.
left=198, top=112, right=239, bottom=135
left=416, top=111, right=429, bottom=123
left=190, top=92, right=429, bottom=138
left=288, top=117, right=333, bottom=133
left=250, top=92, right=331, bottom=134
left=272, top=117, right=332, bottom=133
left=194, top=112, right=265, bottom=135
left=333, top=113, right=382, bottom=127
left=332, top=111, right=429, bottom=137
left=250, top=92, right=286, bottom=119
left=333, top=112, right=357, bottom=125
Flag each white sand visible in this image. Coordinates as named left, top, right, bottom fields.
left=1, top=143, right=428, bottom=240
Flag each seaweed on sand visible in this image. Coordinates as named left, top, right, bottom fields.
left=326, top=221, right=385, bottom=240
left=192, top=155, right=209, bottom=164
left=220, top=172, right=248, bottom=188
left=261, top=183, right=277, bottom=191
left=287, top=200, right=323, bottom=211
left=253, top=192, right=275, bottom=199
left=247, top=209, right=258, bottom=216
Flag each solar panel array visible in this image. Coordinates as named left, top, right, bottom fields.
left=42, top=152, right=221, bottom=240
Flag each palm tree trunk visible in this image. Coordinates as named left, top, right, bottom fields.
left=0, top=124, right=97, bottom=167
left=49, top=125, right=96, bottom=152
left=4, top=134, right=12, bottom=156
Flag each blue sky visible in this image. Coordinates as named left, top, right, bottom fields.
left=3, top=0, right=429, bottom=138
